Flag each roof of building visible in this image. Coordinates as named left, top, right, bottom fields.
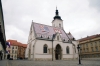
left=7, top=40, right=27, bottom=48
left=32, top=22, right=75, bottom=42
left=79, top=34, right=100, bottom=42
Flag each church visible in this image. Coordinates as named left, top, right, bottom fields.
left=25, top=8, right=78, bottom=61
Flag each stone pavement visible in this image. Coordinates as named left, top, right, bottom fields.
left=0, top=60, right=7, bottom=66
left=6, top=60, right=100, bottom=66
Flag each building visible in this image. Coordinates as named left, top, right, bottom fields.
left=17, top=43, right=27, bottom=59
left=0, top=0, right=6, bottom=60
left=79, top=34, right=100, bottom=59
left=26, top=8, right=78, bottom=61
left=6, top=40, right=27, bottom=59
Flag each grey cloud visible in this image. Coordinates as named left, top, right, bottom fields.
left=1, top=0, right=100, bottom=43
left=89, top=0, right=100, bottom=11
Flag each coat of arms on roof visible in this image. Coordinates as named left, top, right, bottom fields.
left=39, top=25, right=49, bottom=32
left=53, top=28, right=62, bottom=35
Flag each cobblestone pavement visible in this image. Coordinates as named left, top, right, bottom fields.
left=6, top=60, right=100, bottom=66
left=0, top=60, right=7, bottom=66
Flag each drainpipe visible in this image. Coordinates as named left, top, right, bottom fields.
left=33, top=39, right=37, bottom=61
left=52, top=34, right=55, bottom=61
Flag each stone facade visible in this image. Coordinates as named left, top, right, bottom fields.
left=79, top=34, right=100, bottom=59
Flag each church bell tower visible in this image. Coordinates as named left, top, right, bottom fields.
left=52, top=7, right=63, bottom=29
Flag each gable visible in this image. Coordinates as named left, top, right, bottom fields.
left=54, top=33, right=62, bottom=41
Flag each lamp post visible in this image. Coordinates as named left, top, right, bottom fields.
left=52, top=34, right=55, bottom=61
left=77, top=45, right=81, bottom=64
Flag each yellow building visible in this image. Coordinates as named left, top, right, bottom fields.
left=79, top=34, right=100, bottom=59
left=6, top=40, right=27, bottom=60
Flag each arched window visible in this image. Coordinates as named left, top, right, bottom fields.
left=59, top=24, right=61, bottom=27
left=66, top=46, right=69, bottom=54
left=43, top=44, right=48, bottom=53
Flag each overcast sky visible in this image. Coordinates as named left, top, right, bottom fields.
left=1, top=0, right=100, bottom=44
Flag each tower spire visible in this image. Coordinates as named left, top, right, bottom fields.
left=55, top=6, right=59, bottom=16
left=53, top=7, right=62, bottom=20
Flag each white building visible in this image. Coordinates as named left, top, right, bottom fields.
left=26, top=8, right=78, bottom=61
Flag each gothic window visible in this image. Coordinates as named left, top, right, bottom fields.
left=66, top=46, right=69, bottom=54
left=43, top=44, right=48, bottom=53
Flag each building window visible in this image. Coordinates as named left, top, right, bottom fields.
left=66, top=46, right=69, bottom=54
left=91, top=48, right=94, bottom=52
left=12, top=46, right=14, bottom=49
left=95, top=47, right=98, bottom=51
left=57, top=36, right=59, bottom=40
left=15, top=55, right=16, bottom=59
left=86, top=44, right=88, bottom=47
left=43, top=44, right=48, bottom=53
left=95, top=42, right=97, bottom=46
left=12, top=55, right=13, bottom=58
left=15, top=50, right=16, bottom=54
left=59, top=24, right=61, bottom=27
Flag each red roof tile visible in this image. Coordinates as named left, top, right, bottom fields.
left=79, top=34, right=100, bottom=42
left=7, top=40, right=27, bottom=48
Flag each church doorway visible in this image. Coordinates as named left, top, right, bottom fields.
left=55, top=44, right=62, bottom=60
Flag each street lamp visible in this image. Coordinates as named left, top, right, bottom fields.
left=77, top=45, right=81, bottom=64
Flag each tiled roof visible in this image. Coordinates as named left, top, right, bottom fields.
left=79, top=34, right=100, bottom=42
left=32, top=22, right=74, bottom=42
left=7, top=40, right=27, bottom=48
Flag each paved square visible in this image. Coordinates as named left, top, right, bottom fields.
left=5, top=60, right=100, bottom=66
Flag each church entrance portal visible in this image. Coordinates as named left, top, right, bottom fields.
left=55, top=44, right=62, bottom=60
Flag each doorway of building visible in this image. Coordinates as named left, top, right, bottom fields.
left=55, top=44, right=62, bottom=60
left=7, top=54, right=10, bottom=59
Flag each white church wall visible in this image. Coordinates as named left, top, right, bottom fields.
left=30, top=40, right=36, bottom=59
left=35, top=55, right=51, bottom=58
left=35, top=40, right=52, bottom=59
left=72, top=40, right=79, bottom=58
left=62, top=43, right=73, bottom=55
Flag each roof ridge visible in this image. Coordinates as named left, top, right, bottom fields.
left=32, top=22, right=62, bottom=29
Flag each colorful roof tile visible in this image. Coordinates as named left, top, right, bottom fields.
left=32, top=22, right=74, bottom=42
